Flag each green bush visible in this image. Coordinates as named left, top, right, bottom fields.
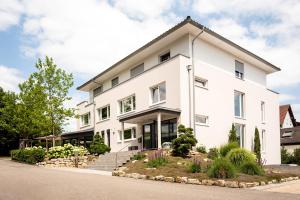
left=48, top=143, right=89, bottom=159
left=281, top=147, right=294, bottom=164
left=207, top=158, right=236, bottom=179
left=254, top=128, right=261, bottom=164
left=294, top=148, right=300, bottom=165
left=226, top=148, right=256, bottom=167
left=188, top=157, right=201, bottom=173
left=196, top=145, right=207, bottom=153
left=228, top=124, right=238, bottom=143
left=172, top=124, right=197, bottom=157
left=11, top=147, right=45, bottom=164
left=147, top=157, right=168, bottom=168
left=219, top=142, right=239, bottom=157
left=89, top=133, right=111, bottom=155
left=131, top=153, right=146, bottom=160
left=207, top=148, right=219, bottom=160
left=240, top=161, right=264, bottom=175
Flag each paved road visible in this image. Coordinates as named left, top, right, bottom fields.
left=0, top=158, right=299, bottom=200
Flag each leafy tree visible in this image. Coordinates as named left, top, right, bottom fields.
left=89, top=133, right=110, bottom=155
left=172, top=124, right=197, bottom=157
left=254, top=127, right=261, bottom=164
left=228, top=124, right=238, bottom=143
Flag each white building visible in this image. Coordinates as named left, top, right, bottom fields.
left=72, top=16, right=281, bottom=164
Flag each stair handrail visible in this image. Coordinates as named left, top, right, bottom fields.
left=115, top=143, right=131, bottom=169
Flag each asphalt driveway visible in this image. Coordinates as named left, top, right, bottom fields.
left=0, top=158, right=299, bottom=200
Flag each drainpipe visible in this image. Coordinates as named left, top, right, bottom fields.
left=191, top=27, right=205, bottom=132
left=92, top=80, right=102, bottom=136
left=186, top=65, right=192, bottom=128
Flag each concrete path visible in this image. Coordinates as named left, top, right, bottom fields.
left=0, top=158, right=299, bottom=200
left=252, top=180, right=300, bottom=195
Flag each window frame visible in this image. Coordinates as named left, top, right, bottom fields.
left=261, top=101, right=265, bottom=123
left=159, top=51, right=170, bottom=63
left=261, top=129, right=266, bottom=152
left=234, top=90, right=245, bottom=118
left=97, top=105, right=110, bottom=122
left=195, top=77, right=208, bottom=89
left=130, top=63, right=144, bottom=78
left=150, top=82, right=166, bottom=105
left=111, top=77, right=119, bottom=87
left=122, top=127, right=137, bottom=142
left=93, top=85, right=103, bottom=97
left=118, top=94, right=136, bottom=115
left=235, top=60, right=244, bottom=80
left=80, top=112, right=91, bottom=127
left=195, top=114, right=209, bottom=126
left=235, top=123, right=245, bottom=148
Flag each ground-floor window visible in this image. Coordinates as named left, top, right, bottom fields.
left=161, top=119, right=177, bottom=144
left=235, top=123, right=245, bottom=147
left=123, top=128, right=136, bottom=141
left=261, top=129, right=266, bottom=152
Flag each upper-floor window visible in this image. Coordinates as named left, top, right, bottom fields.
left=195, top=77, right=208, bottom=88
left=93, top=85, right=103, bottom=97
left=195, top=114, right=209, bottom=126
left=159, top=51, right=170, bottom=63
left=111, top=77, right=119, bottom=87
left=234, top=91, right=245, bottom=118
left=151, top=82, right=166, bottom=104
left=81, top=112, right=90, bottom=126
left=261, top=101, right=265, bottom=123
left=130, top=63, right=144, bottom=78
left=97, top=105, right=110, bottom=121
left=119, top=95, right=136, bottom=114
left=235, top=60, right=244, bottom=79
left=235, top=123, right=245, bottom=147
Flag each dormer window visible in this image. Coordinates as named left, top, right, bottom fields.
left=235, top=60, right=244, bottom=79
left=160, top=51, right=170, bottom=63
left=93, top=85, right=103, bottom=97
left=111, top=77, right=119, bottom=87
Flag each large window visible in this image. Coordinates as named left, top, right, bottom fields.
left=235, top=123, right=245, bottom=147
left=93, top=85, right=103, bottom=97
left=159, top=51, right=170, bottom=63
left=130, top=63, right=144, bottom=78
left=234, top=91, right=244, bottom=118
left=151, top=82, right=166, bottom=104
left=261, top=129, right=266, bottom=152
left=261, top=101, right=265, bottom=123
left=111, top=77, right=119, bottom=87
left=235, top=60, right=244, bottom=79
left=119, top=95, right=136, bottom=114
left=123, top=128, right=136, bottom=141
left=161, top=119, right=177, bottom=144
left=81, top=113, right=90, bottom=126
left=97, top=105, right=110, bottom=121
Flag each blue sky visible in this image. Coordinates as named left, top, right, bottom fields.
left=1, top=0, right=300, bottom=131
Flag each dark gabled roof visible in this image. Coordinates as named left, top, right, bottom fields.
left=281, top=126, right=300, bottom=145
left=77, top=16, right=281, bottom=90
left=280, top=104, right=297, bottom=127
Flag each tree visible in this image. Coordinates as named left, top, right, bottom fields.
left=19, top=56, right=75, bottom=145
left=172, top=124, right=197, bottom=157
left=89, top=133, right=110, bottom=155
left=228, top=124, right=238, bottom=143
left=254, top=127, right=261, bottom=164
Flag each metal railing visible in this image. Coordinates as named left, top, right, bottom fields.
left=115, top=143, right=131, bottom=169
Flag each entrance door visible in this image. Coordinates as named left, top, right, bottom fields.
left=143, top=123, right=157, bottom=149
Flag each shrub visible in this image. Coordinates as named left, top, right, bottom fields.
left=207, top=158, right=236, bottom=179
left=219, top=142, right=239, bottom=157
left=48, top=143, right=89, bottom=159
left=228, top=124, right=238, bottom=143
left=11, top=147, right=45, bottom=164
left=226, top=148, right=256, bottom=167
left=294, top=148, right=300, bottom=165
left=188, top=157, right=201, bottom=173
left=172, top=124, right=197, bottom=157
left=240, top=161, right=264, bottom=175
left=89, top=133, right=110, bottom=155
left=196, top=145, right=207, bottom=153
left=147, top=149, right=168, bottom=168
left=254, top=128, right=261, bottom=164
left=131, top=153, right=146, bottom=160
left=281, top=147, right=294, bottom=164
left=207, top=148, right=219, bottom=160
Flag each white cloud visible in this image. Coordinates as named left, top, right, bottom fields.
left=279, top=94, right=296, bottom=103
left=0, top=0, right=23, bottom=31
left=0, top=65, right=24, bottom=92
left=291, top=104, right=300, bottom=121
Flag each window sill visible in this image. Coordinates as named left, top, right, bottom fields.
left=195, top=85, right=208, bottom=90
left=117, top=110, right=136, bottom=117
left=196, top=123, right=209, bottom=127
left=150, top=100, right=166, bottom=107
left=235, top=77, right=245, bottom=81
left=96, top=118, right=110, bottom=124
left=235, top=116, right=246, bottom=120
left=80, top=124, right=91, bottom=129
left=262, top=121, right=266, bottom=124
left=117, top=138, right=137, bottom=143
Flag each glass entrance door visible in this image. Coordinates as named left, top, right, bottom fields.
left=143, top=123, right=157, bottom=149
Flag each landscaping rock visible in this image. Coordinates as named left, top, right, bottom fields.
left=181, top=177, right=188, bottom=183
left=225, top=181, right=239, bottom=188
left=143, top=159, right=149, bottom=163
left=187, top=178, right=200, bottom=185
left=272, top=179, right=277, bottom=183
left=245, top=182, right=256, bottom=188
left=145, top=168, right=156, bottom=170
left=165, top=177, right=175, bottom=182
left=216, top=180, right=225, bottom=187
left=253, top=182, right=259, bottom=187
left=131, top=173, right=140, bottom=179
left=239, top=182, right=247, bottom=188
left=118, top=167, right=128, bottom=171
left=260, top=181, right=266, bottom=186
left=177, top=162, right=182, bottom=165
left=155, top=175, right=165, bottom=181
left=131, top=160, right=138, bottom=164
left=139, top=175, right=147, bottom=179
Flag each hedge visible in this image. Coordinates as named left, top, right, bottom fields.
left=11, top=147, right=45, bottom=164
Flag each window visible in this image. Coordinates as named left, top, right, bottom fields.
left=151, top=82, right=166, bottom=104
left=123, top=128, right=136, bottom=141
left=235, top=123, right=245, bottom=147
left=261, top=129, right=266, bottom=152
left=234, top=91, right=245, bottom=118
left=130, top=63, right=144, bottom=78
left=261, top=101, right=265, bottom=123
left=282, top=131, right=293, bottom=137
left=119, top=95, right=136, bottom=114
left=161, top=119, right=177, bottom=144
left=97, top=105, right=110, bottom=121
left=195, top=115, right=209, bottom=125
left=93, top=85, right=103, bottom=97
left=195, top=77, right=208, bottom=88
left=81, top=113, right=90, bottom=126
left=159, top=51, right=170, bottom=63
left=111, top=77, right=119, bottom=87
left=101, top=130, right=105, bottom=139
left=235, top=60, right=244, bottom=79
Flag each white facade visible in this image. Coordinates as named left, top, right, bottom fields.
left=282, top=113, right=294, bottom=129
left=74, top=18, right=281, bottom=164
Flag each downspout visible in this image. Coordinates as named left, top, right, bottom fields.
left=191, top=27, right=205, bottom=132
left=186, top=65, right=192, bottom=128
left=92, top=80, right=102, bottom=136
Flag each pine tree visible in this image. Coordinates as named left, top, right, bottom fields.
left=254, top=127, right=261, bottom=164
left=228, top=124, right=238, bottom=143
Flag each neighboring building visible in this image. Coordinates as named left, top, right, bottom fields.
left=72, top=16, right=281, bottom=164
left=280, top=104, right=300, bottom=153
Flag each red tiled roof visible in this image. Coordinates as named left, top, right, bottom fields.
left=280, top=105, right=290, bottom=126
